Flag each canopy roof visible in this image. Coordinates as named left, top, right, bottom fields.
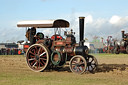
left=17, top=19, right=69, bottom=28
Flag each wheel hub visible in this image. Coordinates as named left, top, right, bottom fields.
left=87, top=62, right=91, bottom=66
left=35, top=54, right=39, bottom=60
left=75, top=63, right=80, bottom=66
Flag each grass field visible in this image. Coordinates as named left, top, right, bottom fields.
left=0, top=54, right=128, bottom=85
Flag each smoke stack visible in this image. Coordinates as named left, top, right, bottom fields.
left=121, top=30, right=125, bottom=39
left=79, top=17, right=85, bottom=46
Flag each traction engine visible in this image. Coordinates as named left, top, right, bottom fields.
left=103, top=36, right=115, bottom=53
left=17, top=17, right=98, bottom=74
left=114, top=30, right=128, bottom=54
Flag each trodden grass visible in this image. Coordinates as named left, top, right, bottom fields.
left=0, top=54, right=128, bottom=85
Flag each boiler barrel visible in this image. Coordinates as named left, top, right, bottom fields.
left=74, top=46, right=88, bottom=56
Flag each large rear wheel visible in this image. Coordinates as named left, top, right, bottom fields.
left=69, top=55, right=87, bottom=74
left=26, top=44, right=50, bottom=72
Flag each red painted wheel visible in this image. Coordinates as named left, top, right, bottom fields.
left=69, top=55, right=87, bottom=74
left=86, top=55, right=98, bottom=73
left=26, top=44, right=50, bottom=72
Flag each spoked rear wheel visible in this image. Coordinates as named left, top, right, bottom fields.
left=69, top=55, right=87, bottom=74
left=26, top=44, right=50, bottom=72
left=86, top=55, right=98, bottom=73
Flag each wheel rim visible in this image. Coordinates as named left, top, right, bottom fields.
left=26, top=44, right=49, bottom=72
left=87, top=55, right=98, bottom=73
left=69, top=55, right=87, bottom=74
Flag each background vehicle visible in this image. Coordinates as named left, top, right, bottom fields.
left=17, top=17, right=98, bottom=74
left=114, top=30, right=128, bottom=54
left=103, top=36, right=115, bottom=53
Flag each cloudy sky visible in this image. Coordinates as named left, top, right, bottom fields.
left=0, top=0, right=128, bottom=43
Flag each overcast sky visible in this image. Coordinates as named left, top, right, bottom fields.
left=0, top=0, right=128, bottom=43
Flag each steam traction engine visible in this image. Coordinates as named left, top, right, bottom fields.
left=103, top=36, right=115, bottom=53
left=17, top=17, right=98, bottom=74
left=114, top=30, right=128, bottom=54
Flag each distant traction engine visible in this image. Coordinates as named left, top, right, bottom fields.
left=114, top=30, right=128, bottom=54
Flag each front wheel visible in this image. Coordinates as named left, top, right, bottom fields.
left=69, top=55, right=87, bottom=74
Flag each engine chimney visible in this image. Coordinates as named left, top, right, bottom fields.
left=121, top=30, right=125, bottom=39
left=79, top=17, right=85, bottom=46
